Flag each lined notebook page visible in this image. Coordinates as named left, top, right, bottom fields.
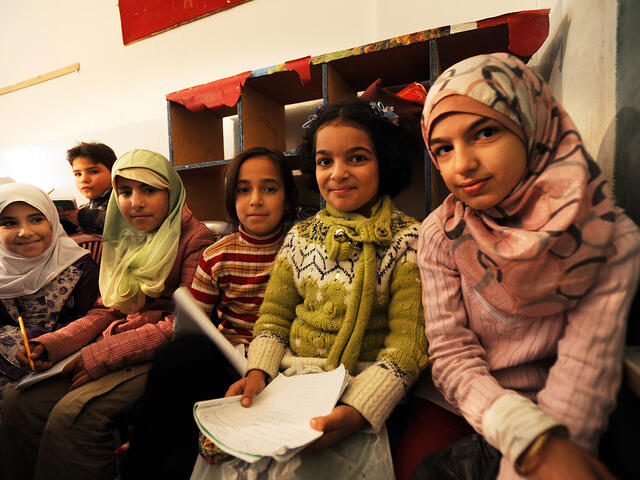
left=194, top=365, right=348, bottom=462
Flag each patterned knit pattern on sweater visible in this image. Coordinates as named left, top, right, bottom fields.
left=190, top=227, right=285, bottom=345
left=248, top=196, right=428, bottom=430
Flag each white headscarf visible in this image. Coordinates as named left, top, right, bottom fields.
left=0, top=183, right=88, bottom=299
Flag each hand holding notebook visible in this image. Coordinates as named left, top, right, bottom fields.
left=194, top=365, right=349, bottom=463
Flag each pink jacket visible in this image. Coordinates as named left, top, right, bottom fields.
left=36, top=207, right=213, bottom=379
left=418, top=210, right=640, bottom=477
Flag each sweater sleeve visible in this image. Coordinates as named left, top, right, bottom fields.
left=178, top=223, right=214, bottom=289
left=341, top=253, right=428, bottom=431
left=36, top=307, right=123, bottom=362
left=533, top=212, right=640, bottom=451
left=81, top=311, right=175, bottom=379
left=190, top=251, right=220, bottom=317
left=77, top=222, right=213, bottom=379
left=247, top=255, right=300, bottom=379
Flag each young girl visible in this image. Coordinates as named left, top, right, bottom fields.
left=0, top=149, right=213, bottom=480
left=203, top=98, right=427, bottom=479
left=0, top=183, right=99, bottom=404
left=416, top=53, right=640, bottom=480
left=122, top=147, right=297, bottom=479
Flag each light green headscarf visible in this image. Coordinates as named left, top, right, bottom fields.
left=99, top=149, right=186, bottom=314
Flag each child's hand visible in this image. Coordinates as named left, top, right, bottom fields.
left=527, top=435, right=615, bottom=480
left=62, top=354, right=92, bottom=390
left=225, top=369, right=266, bottom=407
left=306, top=404, right=368, bottom=451
left=16, top=343, right=52, bottom=371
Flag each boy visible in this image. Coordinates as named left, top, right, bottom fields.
left=60, top=142, right=115, bottom=235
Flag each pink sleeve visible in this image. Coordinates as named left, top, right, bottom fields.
left=81, top=222, right=212, bottom=379
left=536, top=213, right=640, bottom=451
left=179, top=222, right=213, bottom=288
left=418, top=216, right=510, bottom=433
left=81, top=312, right=175, bottom=379
left=36, top=307, right=123, bottom=362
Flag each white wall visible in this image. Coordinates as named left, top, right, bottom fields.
left=2, top=0, right=614, bottom=205
left=531, top=0, right=617, bottom=182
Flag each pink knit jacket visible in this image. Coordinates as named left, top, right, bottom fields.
left=35, top=207, right=213, bottom=379
left=418, top=210, right=640, bottom=478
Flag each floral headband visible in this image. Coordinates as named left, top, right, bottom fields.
left=301, top=101, right=400, bottom=129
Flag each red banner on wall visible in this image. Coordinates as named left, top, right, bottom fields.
left=118, top=0, right=251, bottom=45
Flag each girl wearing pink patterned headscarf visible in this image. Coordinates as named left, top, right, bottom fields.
left=417, top=53, right=640, bottom=480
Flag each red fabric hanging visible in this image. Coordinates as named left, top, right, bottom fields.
left=119, top=0, right=251, bottom=45
left=166, top=71, right=252, bottom=112
left=284, top=56, right=312, bottom=85
left=478, top=9, right=550, bottom=57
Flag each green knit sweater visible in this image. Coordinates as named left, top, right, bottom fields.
left=247, top=196, right=428, bottom=430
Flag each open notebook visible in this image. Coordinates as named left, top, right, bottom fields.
left=194, top=365, right=349, bottom=463
left=175, top=287, right=350, bottom=462
left=16, top=354, right=77, bottom=390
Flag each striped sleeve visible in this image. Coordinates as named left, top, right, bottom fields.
left=191, top=231, right=284, bottom=345
left=190, top=250, right=220, bottom=317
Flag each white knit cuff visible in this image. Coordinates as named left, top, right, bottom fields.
left=340, top=365, right=406, bottom=432
left=482, top=393, right=564, bottom=464
left=246, top=336, right=286, bottom=379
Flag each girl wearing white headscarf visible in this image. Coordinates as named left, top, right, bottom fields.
left=0, top=150, right=213, bottom=480
left=0, top=183, right=99, bottom=404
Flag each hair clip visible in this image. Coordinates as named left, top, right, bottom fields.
left=302, top=104, right=326, bottom=129
left=301, top=101, right=400, bottom=129
left=369, top=101, right=399, bottom=126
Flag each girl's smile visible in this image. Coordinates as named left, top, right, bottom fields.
left=458, top=177, right=490, bottom=194
left=330, top=186, right=357, bottom=195
left=429, top=113, right=527, bottom=211
left=315, top=123, right=379, bottom=216
left=0, top=202, right=53, bottom=258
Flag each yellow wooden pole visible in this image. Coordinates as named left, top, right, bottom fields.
left=0, top=63, right=80, bottom=96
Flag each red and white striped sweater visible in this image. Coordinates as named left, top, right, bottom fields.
left=190, top=227, right=285, bottom=346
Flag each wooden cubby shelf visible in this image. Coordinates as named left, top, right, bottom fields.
left=166, top=9, right=549, bottom=222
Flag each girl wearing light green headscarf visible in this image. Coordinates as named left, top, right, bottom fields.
left=100, top=149, right=186, bottom=314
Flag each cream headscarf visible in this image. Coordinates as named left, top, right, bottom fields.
left=0, top=183, right=88, bottom=299
left=422, top=53, right=617, bottom=317
left=99, top=150, right=185, bottom=314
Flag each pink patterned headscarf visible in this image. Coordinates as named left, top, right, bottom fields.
left=422, top=53, right=617, bottom=316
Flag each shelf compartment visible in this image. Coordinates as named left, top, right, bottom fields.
left=177, top=164, right=228, bottom=221
left=168, top=101, right=225, bottom=167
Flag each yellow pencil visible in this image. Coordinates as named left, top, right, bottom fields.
left=17, top=316, right=35, bottom=371
left=47, top=188, right=55, bottom=195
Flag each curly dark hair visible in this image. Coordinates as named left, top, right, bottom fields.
left=66, top=142, right=116, bottom=170
left=298, top=98, right=419, bottom=198
left=224, top=147, right=297, bottom=230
